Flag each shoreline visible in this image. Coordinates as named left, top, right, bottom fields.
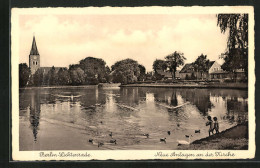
left=19, top=85, right=99, bottom=89
left=19, top=83, right=248, bottom=90
left=178, top=121, right=248, bottom=150
left=120, top=83, right=248, bottom=90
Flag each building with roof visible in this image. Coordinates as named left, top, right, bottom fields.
left=29, top=36, right=40, bottom=74
left=155, top=69, right=180, bottom=80
left=179, top=61, right=215, bottom=80
left=179, top=63, right=194, bottom=79
left=180, top=60, right=246, bottom=80
left=209, top=62, right=245, bottom=80
left=29, top=36, right=66, bottom=75
left=208, top=61, right=228, bottom=79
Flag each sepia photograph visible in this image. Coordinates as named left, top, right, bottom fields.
left=11, top=6, right=255, bottom=160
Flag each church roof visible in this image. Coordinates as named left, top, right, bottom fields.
left=30, top=36, right=39, bottom=55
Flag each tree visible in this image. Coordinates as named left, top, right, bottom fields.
left=138, top=64, right=146, bottom=81
left=105, top=66, right=111, bottom=83
left=217, top=14, right=248, bottom=79
left=165, top=51, right=186, bottom=79
left=111, top=59, right=140, bottom=84
left=57, top=68, right=71, bottom=85
left=19, top=63, right=31, bottom=87
left=152, top=59, right=167, bottom=80
left=193, top=54, right=210, bottom=79
left=46, top=66, right=58, bottom=85
left=79, top=57, right=106, bottom=83
left=69, top=67, right=86, bottom=85
left=33, top=69, right=44, bottom=86
left=153, top=59, right=167, bottom=72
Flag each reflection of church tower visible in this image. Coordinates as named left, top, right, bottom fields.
left=29, top=90, right=41, bottom=142
left=29, top=36, right=40, bottom=74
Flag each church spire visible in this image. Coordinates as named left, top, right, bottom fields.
left=30, top=35, right=39, bottom=55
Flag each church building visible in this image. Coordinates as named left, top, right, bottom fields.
left=29, top=36, right=66, bottom=75
left=29, top=36, right=40, bottom=74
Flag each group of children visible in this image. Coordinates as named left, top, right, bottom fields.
left=206, top=116, right=219, bottom=136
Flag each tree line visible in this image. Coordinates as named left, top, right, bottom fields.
left=19, top=57, right=147, bottom=87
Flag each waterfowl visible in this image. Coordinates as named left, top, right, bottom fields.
left=195, top=130, right=200, bottom=133
left=100, top=121, right=103, bottom=124
left=109, top=132, right=113, bottom=137
left=88, top=139, right=93, bottom=143
left=185, top=135, right=190, bottom=138
left=177, top=123, right=180, bottom=127
left=98, top=142, right=104, bottom=147
left=143, top=133, right=149, bottom=138
left=177, top=135, right=192, bottom=145
left=109, top=139, right=117, bottom=144
left=160, top=138, right=166, bottom=143
left=167, top=131, right=171, bottom=135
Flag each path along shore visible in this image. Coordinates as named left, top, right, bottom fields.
left=20, top=82, right=247, bottom=90
left=178, top=122, right=248, bottom=150
left=120, top=83, right=248, bottom=90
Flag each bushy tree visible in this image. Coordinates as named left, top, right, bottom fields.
left=111, top=59, right=140, bottom=84
left=57, top=68, right=71, bottom=85
left=33, top=69, right=44, bottom=86
left=193, top=54, right=210, bottom=79
left=69, top=67, right=86, bottom=85
left=19, top=63, right=31, bottom=87
left=46, top=66, right=58, bottom=85
left=152, top=59, right=167, bottom=80
left=105, top=66, right=111, bottom=82
left=79, top=57, right=106, bottom=83
left=153, top=59, right=167, bottom=72
left=165, top=51, right=186, bottom=79
left=138, top=64, right=146, bottom=81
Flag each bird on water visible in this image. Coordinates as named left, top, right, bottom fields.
left=160, top=138, right=166, bottom=143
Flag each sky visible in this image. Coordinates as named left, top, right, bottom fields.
left=19, top=14, right=228, bottom=71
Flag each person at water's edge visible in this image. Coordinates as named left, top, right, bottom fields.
left=206, top=116, right=214, bottom=136
left=213, top=117, right=220, bottom=134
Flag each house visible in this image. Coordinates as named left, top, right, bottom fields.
left=155, top=69, right=181, bottom=80
left=208, top=61, right=228, bottom=79
left=156, top=70, right=172, bottom=80
left=179, top=63, right=195, bottom=80
left=179, top=61, right=215, bottom=80
left=209, top=62, right=246, bottom=80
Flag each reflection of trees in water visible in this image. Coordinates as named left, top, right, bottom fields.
left=118, top=88, right=141, bottom=106
left=171, top=92, right=178, bottom=106
left=178, top=89, right=212, bottom=116
left=78, top=89, right=107, bottom=125
left=29, top=90, right=41, bottom=142
left=226, top=97, right=248, bottom=124
left=153, top=89, right=178, bottom=106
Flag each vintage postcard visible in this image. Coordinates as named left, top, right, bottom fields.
left=11, top=6, right=255, bottom=160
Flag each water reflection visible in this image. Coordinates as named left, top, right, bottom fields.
left=20, top=87, right=248, bottom=149
left=29, top=90, right=41, bottom=142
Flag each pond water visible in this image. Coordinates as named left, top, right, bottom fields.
left=19, top=86, right=248, bottom=150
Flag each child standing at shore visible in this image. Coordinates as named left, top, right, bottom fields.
left=206, top=116, right=214, bottom=136
left=213, top=117, right=219, bottom=134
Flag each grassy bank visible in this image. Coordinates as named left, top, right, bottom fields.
left=178, top=122, right=248, bottom=150
left=121, top=83, right=248, bottom=90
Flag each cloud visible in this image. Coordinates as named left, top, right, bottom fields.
left=19, top=14, right=228, bottom=71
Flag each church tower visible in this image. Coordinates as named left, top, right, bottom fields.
left=29, top=35, right=40, bottom=74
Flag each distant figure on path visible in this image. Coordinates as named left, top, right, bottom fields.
left=206, top=116, right=214, bottom=136
left=213, top=117, right=219, bottom=134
